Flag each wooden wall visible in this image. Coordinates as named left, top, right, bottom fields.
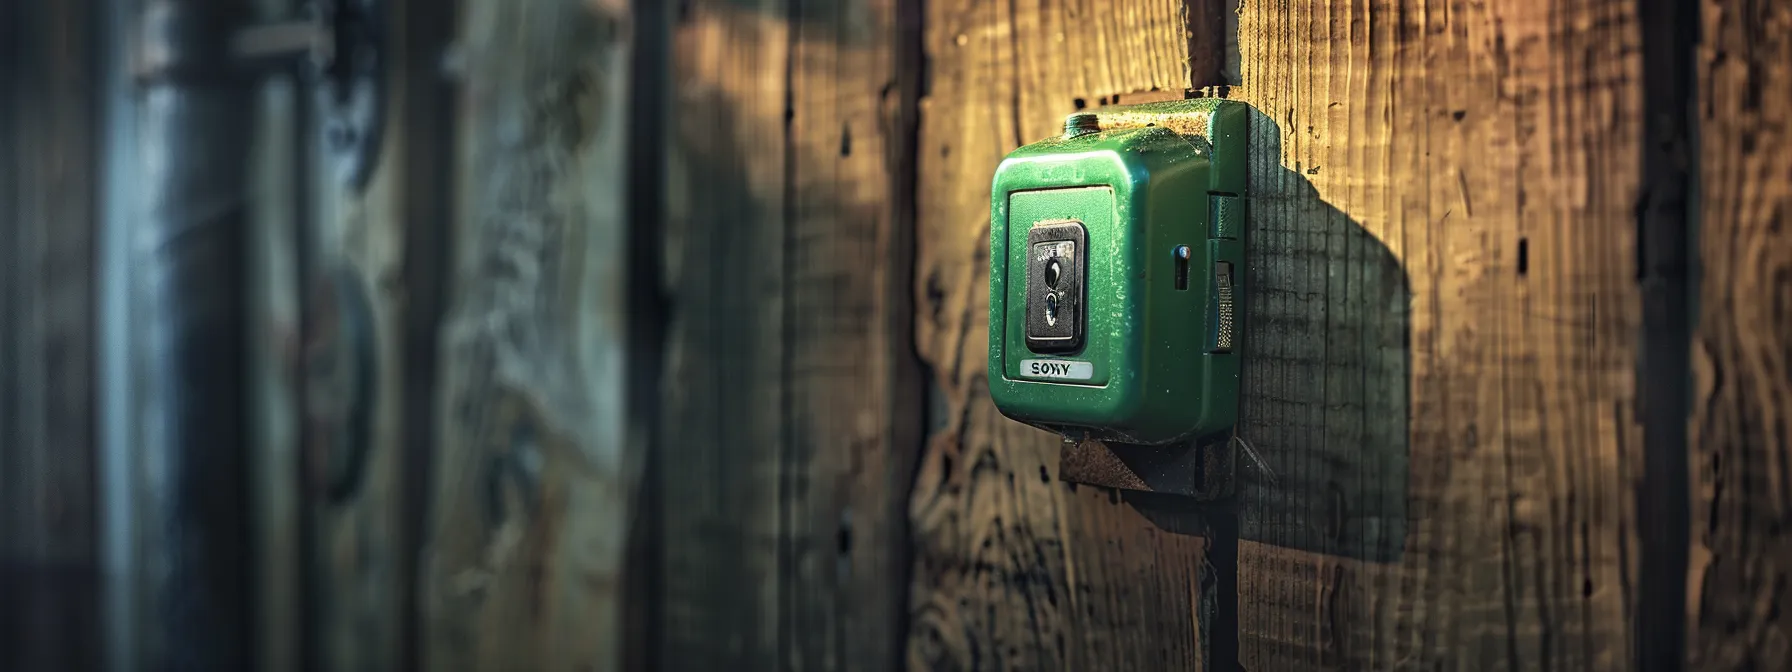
left=1, top=0, right=1787, bottom=669
left=494, top=0, right=1792, bottom=670
left=899, top=0, right=1773, bottom=671
left=1225, top=0, right=1643, bottom=665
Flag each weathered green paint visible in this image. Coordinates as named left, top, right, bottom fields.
left=988, top=99, right=1250, bottom=446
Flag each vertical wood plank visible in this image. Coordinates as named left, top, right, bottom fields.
left=906, top=2, right=1210, bottom=670
left=658, top=1, right=920, bottom=670
left=0, top=0, right=101, bottom=668
left=422, top=0, right=638, bottom=670
left=308, top=0, right=457, bottom=667
left=784, top=2, right=924, bottom=669
left=1688, top=0, right=1792, bottom=667
left=1226, top=0, right=1645, bottom=667
left=660, top=6, right=788, bottom=662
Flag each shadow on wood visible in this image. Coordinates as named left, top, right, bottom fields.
left=1126, top=104, right=1412, bottom=566
left=659, top=1, right=918, bottom=660
left=701, top=0, right=873, bottom=43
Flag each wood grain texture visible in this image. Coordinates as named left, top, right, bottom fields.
left=1688, top=0, right=1792, bottom=667
left=1225, top=0, right=1645, bottom=666
left=907, top=2, right=1209, bottom=670
left=657, top=1, right=920, bottom=669
left=0, top=0, right=101, bottom=668
left=422, top=0, right=638, bottom=670
left=912, top=0, right=1647, bottom=669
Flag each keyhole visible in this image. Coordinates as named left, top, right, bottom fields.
left=1044, top=259, right=1062, bottom=288
left=1044, top=292, right=1060, bottom=326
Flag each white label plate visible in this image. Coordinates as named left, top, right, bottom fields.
left=1019, top=358, right=1093, bottom=381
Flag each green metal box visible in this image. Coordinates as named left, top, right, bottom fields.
left=988, top=98, right=1248, bottom=446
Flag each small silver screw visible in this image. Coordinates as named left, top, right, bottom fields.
left=1063, top=112, right=1100, bottom=139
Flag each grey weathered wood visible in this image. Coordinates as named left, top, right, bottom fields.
left=303, top=0, right=457, bottom=668
left=422, top=0, right=638, bottom=669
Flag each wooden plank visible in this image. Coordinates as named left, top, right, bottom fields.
left=906, top=1, right=1212, bottom=669
left=657, top=1, right=920, bottom=670
left=658, top=4, right=790, bottom=667
left=1688, top=0, right=1792, bottom=667
left=305, top=0, right=457, bottom=668
left=1224, top=0, right=1644, bottom=667
left=782, top=1, right=923, bottom=668
left=421, top=0, right=638, bottom=670
left=0, top=0, right=101, bottom=668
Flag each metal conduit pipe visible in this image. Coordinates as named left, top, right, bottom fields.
left=121, top=1, right=258, bottom=668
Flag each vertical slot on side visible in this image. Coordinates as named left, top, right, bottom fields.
left=1211, top=260, right=1235, bottom=352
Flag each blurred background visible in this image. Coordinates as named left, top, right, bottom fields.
left=4, top=0, right=678, bottom=669
left=3, top=0, right=1788, bottom=670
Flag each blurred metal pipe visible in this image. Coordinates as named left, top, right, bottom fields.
left=116, top=0, right=259, bottom=668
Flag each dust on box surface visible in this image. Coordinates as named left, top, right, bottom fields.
left=988, top=100, right=1247, bottom=446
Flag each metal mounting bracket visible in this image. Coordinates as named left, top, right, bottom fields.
left=136, top=0, right=386, bottom=192
left=1060, top=435, right=1236, bottom=501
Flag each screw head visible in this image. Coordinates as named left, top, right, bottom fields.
left=1063, top=112, right=1100, bottom=139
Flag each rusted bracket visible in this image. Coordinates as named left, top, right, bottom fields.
left=1060, top=436, right=1236, bottom=501
left=135, top=0, right=385, bottom=192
